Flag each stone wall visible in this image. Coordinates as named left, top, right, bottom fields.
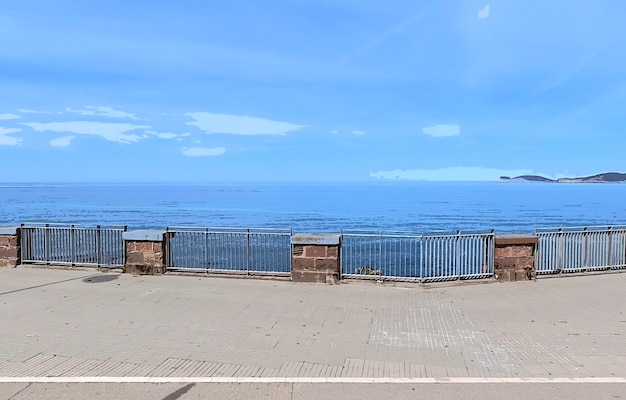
left=123, top=230, right=165, bottom=275
left=0, top=227, right=20, bottom=267
left=291, top=233, right=340, bottom=284
left=494, top=236, right=538, bottom=282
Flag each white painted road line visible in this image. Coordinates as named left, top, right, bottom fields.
left=0, top=377, right=625, bottom=384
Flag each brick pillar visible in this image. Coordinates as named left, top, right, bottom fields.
left=0, top=227, right=20, bottom=267
left=494, top=235, right=538, bottom=282
left=123, top=230, right=165, bottom=275
left=291, top=233, right=341, bottom=284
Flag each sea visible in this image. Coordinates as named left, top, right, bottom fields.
left=1, top=182, right=625, bottom=234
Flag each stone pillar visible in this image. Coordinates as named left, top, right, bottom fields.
left=291, top=233, right=341, bottom=284
left=0, top=227, right=20, bottom=267
left=123, top=230, right=165, bottom=275
left=494, top=235, right=538, bottom=282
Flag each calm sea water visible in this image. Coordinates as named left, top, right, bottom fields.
left=1, top=182, right=625, bottom=233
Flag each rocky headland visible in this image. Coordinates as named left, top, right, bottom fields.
left=500, top=172, right=626, bottom=183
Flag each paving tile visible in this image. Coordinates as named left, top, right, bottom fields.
left=0, top=268, right=625, bottom=380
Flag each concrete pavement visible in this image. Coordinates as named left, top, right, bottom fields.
left=0, top=267, right=625, bottom=398
left=2, top=382, right=626, bottom=400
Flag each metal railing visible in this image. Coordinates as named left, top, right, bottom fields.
left=164, top=226, right=292, bottom=276
left=534, top=226, right=626, bottom=274
left=20, top=223, right=127, bottom=267
left=341, top=230, right=495, bottom=282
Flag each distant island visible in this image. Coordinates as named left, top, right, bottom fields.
left=500, top=172, right=626, bottom=183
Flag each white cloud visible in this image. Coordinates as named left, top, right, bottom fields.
left=330, top=130, right=339, bottom=134
left=478, top=4, right=490, bottom=19
left=181, top=147, right=226, bottom=157
left=65, top=106, right=139, bottom=119
left=370, top=167, right=534, bottom=181
left=145, top=130, right=184, bottom=139
left=0, top=127, right=22, bottom=146
left=422, top=124, right=461, bottom=137
left=18, top=109, right=52, bottom=114
left=177, top=132, right=192, bottom=142
left=50, top=136, right=76, bottom=147
left=0, top=113, right=21, bottom=120
left=23, top=121, right=150, bottom=144
left=352, top=130, right=365, bottom=135
left=186, top=112, right=307, bottom=135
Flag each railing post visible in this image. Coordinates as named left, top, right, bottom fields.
left=622, top=229, right=626, bottom=268
left=289, top=229, right=293, bottom=273
left=491, top=230, right=495, bottom=273
left=122, top=225, right=128, bottom=265
left=44, top=223, right=50, bottom=265
left=378, top=231, right=382, bottom=273
left=204, top=227, right=209, bottom=271
left=20, top=223, right=26, bottom=263
left=583, top=227, right=589, bottom=271
left=246, top=229, right=251, bottom=275
left=419, top=234, right=424, bottom=283
left=455, top=230, right=461, bottom=279
left=482, top=230, right=493, bottom=275
left=556, top=228, right=563, bottom=273
left=96, top=225, right=102, bottom=267
left=607, top=226, right=613, bottom=268
left=163, top=227, right=170, bottom=269
left=71, top=224, right=76, bottom=267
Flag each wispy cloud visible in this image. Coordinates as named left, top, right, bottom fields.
left=65, top=106, right=139, bottom=119
left=181, top=147, right=226, bottom=157
left=371, top=166, right=532, bottom=181
left=422, top=124, right=461, bottom=137
left=18, top=109, right=52, bottom=114
left=186, top=112, right=307, bottom=136
left=332, top=7, right=432, bottom=69
left=0, top=127, right=22, bottom=146
left=23, top=121, right=150, bottom=144
left=145, top=130, right=186, bottom=140
left=50, top=136, right=75, bottom=147
left=0, top=113, right=21, bottom=120
left=330, top=130, right=339, bottom=134
left=351, top=130, right=365, bottom=135
left=478, top=4, right=490, bottom=19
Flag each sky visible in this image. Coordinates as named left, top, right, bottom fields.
left=1, top=0, right=625, bottom=183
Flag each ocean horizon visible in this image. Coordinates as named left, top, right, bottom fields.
left=1, top=181, right=625, bottom=234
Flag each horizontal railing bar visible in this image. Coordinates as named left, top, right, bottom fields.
left=20, top=227, right=126, bottom=232
left=534, top=225, right=626, bottom=233
left=166, top=226, right=292, bottom=232
left=341, top=233, right=493, bottom=240
left=341, top=233, right=423, bottom=239
left=20, top=225, right=127, bottom=231
left=341, top=228, right=494, bottom=235
left=167, top=231, right=292, bottom=237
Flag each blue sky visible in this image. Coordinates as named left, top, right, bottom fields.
left=1, top=0, right=625, bottom=182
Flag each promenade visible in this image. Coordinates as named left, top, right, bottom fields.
left=0, top=267, right=625, bottom=398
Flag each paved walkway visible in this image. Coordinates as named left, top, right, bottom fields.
left=0, top=267, right=625, bottom=379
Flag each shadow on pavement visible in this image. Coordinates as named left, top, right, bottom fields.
left=82, top=274, right=120, bottom=283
